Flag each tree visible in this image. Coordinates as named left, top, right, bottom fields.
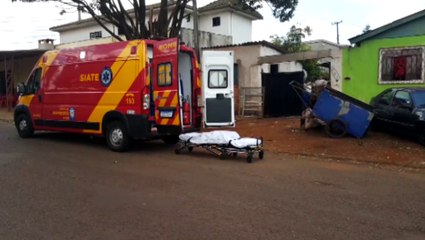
left=270, top=25, right=311, bottom=53
left=245, top=0, right=298, bottom=22
left=12, top=0, right=191, bottom=40
left=13, top=0, right=298, bottom=41
left=271, top=25, right=326, bottom=81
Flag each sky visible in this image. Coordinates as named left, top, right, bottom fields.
left=0, top=0, right=424, bottom=50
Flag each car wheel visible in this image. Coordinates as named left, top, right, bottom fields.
left=106, top=121, right=130, bottom=152
left=15, top=114, right=34, bottom=138
left=325, top=119, right=347, bottom=138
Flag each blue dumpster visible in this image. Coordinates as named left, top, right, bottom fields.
left=312, top=88, right=374, bottom=138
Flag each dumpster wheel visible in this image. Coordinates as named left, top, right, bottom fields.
left=325, top=119, right=347, bottom=138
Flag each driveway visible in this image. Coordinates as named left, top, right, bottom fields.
left=0, top=122, right=425, bottom=240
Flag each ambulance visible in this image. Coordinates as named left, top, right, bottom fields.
left=14, top=38, right=235, bottom=151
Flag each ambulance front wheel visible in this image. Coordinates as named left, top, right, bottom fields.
left=15, top=113, right=34, bottom=138
left=106, top=121, right=130, bottom=152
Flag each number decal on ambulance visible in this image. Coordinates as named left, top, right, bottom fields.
left=125, top=93, right=135, bottom=105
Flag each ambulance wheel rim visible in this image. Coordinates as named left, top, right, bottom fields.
left=19, top=119, right=28, bottom=131
left=15, top=114, right=34, bottom=138
left=110, top=128, right=124, bottom=147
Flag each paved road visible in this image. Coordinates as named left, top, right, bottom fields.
left=0, top=122, right=424, bottom=240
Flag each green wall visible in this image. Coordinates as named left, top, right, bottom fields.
left=342, top=35, right=425, bottom=103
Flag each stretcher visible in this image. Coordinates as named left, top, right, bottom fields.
left=174, top=130, right=264, bottom=163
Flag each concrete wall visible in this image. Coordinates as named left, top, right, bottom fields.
left=180, top=28, right=232, bottom=49
left=56, top=28, right=231, bottom=50
left=230, top=13, right=252, bottom=44
left=199, top=12, right=231, bottom=37
left=206, top=45, right=282, bottom=88
left=60, top=23, right=116, bottom=44
left=306, top=41, right=340, bottom=51
left=343, top=35, right=425, bottom=103
left=55, top=37, right=118, bottom=49
left=56, top=10, right=252, bottom=46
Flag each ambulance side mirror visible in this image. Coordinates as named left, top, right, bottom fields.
left=17, top=83, right=26, bottom=95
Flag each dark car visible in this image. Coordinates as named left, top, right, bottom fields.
left=370, top=87, right=425, bottom=145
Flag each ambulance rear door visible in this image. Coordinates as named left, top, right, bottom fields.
left=152, top=38, right=181, bottom=130
left=202, top=51, right=235, bottom=127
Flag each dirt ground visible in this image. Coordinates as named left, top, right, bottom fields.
left=234, top=116, right=425, bottom=169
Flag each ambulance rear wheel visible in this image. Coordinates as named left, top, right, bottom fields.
left=106, top=121, right=130, bottom=152
left=15, top=113, right=34, bottom=138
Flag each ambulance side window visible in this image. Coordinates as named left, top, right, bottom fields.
left=158, top=62, right=172, bottom=86
left=26, top=68, right=42, bottom=94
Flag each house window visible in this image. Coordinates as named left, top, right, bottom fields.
left=379, top=47, right=424, bottom=84
left=89, top=31, right=102, bottom=39
left=212, top=17, right=220, bottom=27
left=158, top=63, right=172, bottom=86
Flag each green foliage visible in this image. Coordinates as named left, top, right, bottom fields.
left=270, top=25, right=312, bottom=53
left=243, top=0, right=298, bottom=22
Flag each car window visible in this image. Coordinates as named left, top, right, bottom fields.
left=392, top=91, right=412, bottom=106
left=411, top=91, right=425, bottom=108
left=377, top=90, right=394, bottom=106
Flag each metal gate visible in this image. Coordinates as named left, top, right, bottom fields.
left=262, top=72, right=304, bottom=117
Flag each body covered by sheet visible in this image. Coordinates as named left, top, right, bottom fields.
left=179, top=131, right=262, bottom=149
left=180, top=131, right=240, bottom=145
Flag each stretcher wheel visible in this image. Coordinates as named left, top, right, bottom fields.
left=188, top=147, right=193, bottom=152
left=325, top=119, right=347, bottom=138
left=259, top=150, right=264, bottom=160
left=246, top=153, right=253, bottom=163
left=232, top=152, right=238, bottom=157
left=220, top=152, right=228, bottom=160
left=174, top=148, right=180, bottom=154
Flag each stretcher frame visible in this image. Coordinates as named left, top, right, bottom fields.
left=174, top=136, right=264, bottom=163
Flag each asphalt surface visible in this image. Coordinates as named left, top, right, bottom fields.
left=0, top=122, right=425, bottom=240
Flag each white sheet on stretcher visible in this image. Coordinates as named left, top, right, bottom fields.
left=230, top=138, right=262, bottom=149
left=179, top=131, right=262, bottom=148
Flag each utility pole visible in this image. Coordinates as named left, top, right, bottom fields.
left=77, top=2, right=81, bottom=21
left=192, top=0, right=200, bottom=59
left=332, top=20, right=342, bottom=45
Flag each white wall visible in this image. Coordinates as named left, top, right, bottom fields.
left=199, top=12, right=231, bottom=37
left=56, top=10, right=254, bottom=45
left=230, top=13, right=252, bottom=44
left=60, top=23, right=115, bottom=44
left=260, top=46, right=282, bottom=57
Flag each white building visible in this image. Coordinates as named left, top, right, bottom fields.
left=49, top=0, right=263, bottom=48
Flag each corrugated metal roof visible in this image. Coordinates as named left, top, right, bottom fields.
left=198, top=0, right=262, bottom=20
left=203, top=41, right=285, bottom=53
left=0, top=49, right=46, bottom=59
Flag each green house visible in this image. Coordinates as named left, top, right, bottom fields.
left=342, top=9, right=425, bottom=103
